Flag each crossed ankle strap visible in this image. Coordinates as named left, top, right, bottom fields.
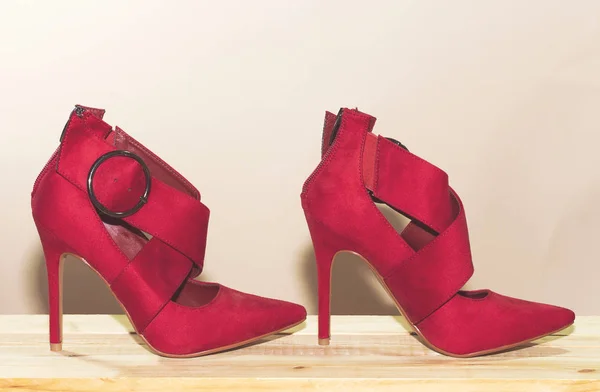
left=362, top=133, right=454, bottom=233
left=320, top=108, right=474, bottom=324
left=57, top=106, right=209, bottom=272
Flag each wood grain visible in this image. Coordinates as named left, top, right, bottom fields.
left=0, top=315, right=597, bottom=391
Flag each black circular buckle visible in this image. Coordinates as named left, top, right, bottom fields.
left=87, top=150, right=151, bottom=218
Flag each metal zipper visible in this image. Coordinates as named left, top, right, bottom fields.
left=59, top=105, right=85, bottom=142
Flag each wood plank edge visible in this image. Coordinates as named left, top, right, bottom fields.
left=0, top=316, right=593, bottom=337
left=0, top=378, right=598, bottom=392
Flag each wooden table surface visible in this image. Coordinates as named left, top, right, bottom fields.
left=0, top=315, right=597, bottom=391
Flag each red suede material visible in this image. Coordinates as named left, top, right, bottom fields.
left=175, top=283, right=220, bottom=307
left=302, top=108, right=575, bottom=355
left=32, top=105, right=307, bottom=356
left=322, top=112, right=377, bottom=160
left=77, top=105, right=105, bottom=120
left=362, top=133, right=378, bottom=190
left=417, top=290, right=575, bottom=355
left=58, top=113, right=209, bottom=270
left=400, top=221, right=436, bottom=250
left=36, top=227, right=73, bottom=344
left=383, top=190, right=474, bottom=324
left=113, top=126, right=201, bottom=200
left=68, top=109, right=113, bottom=140
left=374, top=137, right=453, bottom=233
left=321, top=111, right=337, bottom=158
left=111, top=238, right=193, bottom=333
left=103, top=221, right=147, bottom=260
left=143, top=281, right=306, bottom=355
left=92, top=156, right=148, bottom=212
left=32, top=168, right=128, bottom=282
left=304, top=216, right=354, bottom=340
left=302, top=109, right=415, bottom=277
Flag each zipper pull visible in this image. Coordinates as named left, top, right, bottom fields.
left=59, top=105, right=85, bottom=142
left=328, top=108, right=344, bottom=147
left=73, top=105, right=85, bottom=117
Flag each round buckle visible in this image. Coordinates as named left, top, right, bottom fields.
left=87, top=150, right=151, bottom=218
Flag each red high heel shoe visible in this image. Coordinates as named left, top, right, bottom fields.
left=302, top=108, right=574, bottom=357
left=32, top=105, right=306, bottom=357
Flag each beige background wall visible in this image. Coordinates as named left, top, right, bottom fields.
left=0, top=0, right=599, bottom=316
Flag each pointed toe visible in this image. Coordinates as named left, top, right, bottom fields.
left=558, top=307, right=576, bottom=328
left=301, top=108, right=576, bottom=356
left=531, top=304, right=575, bottom=338
left=251, top=297, right=307, bottom=336
left=280, top=301, right=308, bottom=328
left=417, top=290, right=576, bottom=356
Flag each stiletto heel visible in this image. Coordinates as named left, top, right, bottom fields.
left=37, top=228, right=69, bottom=352
left=31, top=105, right=306, bottom=357
left=316, top=257, right=332, bottom=346
left=301, top=108, right=575, bottom=357
left=305, top=218, right=343, bottom=346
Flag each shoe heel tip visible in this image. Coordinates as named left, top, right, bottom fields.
left=318, top=338, right=330, bottom=346
left=50, top=343, right=62, bottom=352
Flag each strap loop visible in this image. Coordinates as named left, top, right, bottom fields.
left=58, top=112, right=209, bottom=270
left=363, top=135, right=453, bottom=233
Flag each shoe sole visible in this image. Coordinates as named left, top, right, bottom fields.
left=322, top=250, right=573, bottom=358
left=53, top=252, right=306, bottom=358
